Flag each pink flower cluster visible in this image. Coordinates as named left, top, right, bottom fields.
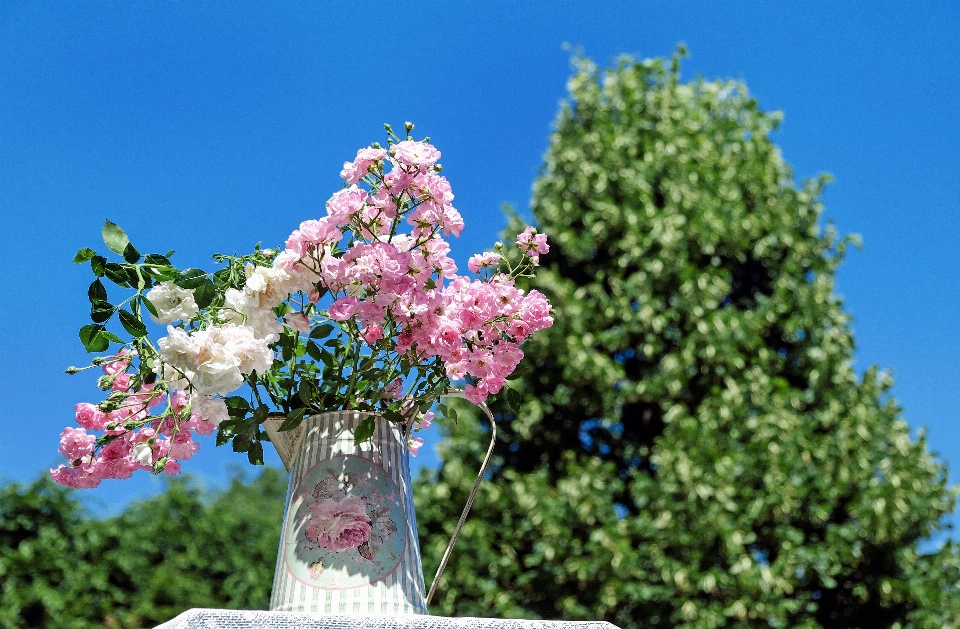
left=51, top=352, right=212, bottom=489
left=305, top=495, right=372, bottom=552
left=282, top=140, right=553, bottom=403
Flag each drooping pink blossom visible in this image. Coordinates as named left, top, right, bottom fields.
left=59, top=427, right=96, bottom=460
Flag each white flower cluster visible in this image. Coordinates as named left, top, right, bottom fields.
left=148, top=261, right=311, bottom=427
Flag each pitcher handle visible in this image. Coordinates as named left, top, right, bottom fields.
left=411, top=389, right=498, bottom=607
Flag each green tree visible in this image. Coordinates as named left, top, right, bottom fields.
left=0, top=477, right=109, bottom=629
left=0, top=468, right=286, bottom=629
left=415, top=52, right=960, bottom=629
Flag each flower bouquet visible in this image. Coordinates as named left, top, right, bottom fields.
left=53, top=123, right=553, bottom=489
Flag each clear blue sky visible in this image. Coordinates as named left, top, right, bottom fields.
left=2, top=2, right=958, bottom=517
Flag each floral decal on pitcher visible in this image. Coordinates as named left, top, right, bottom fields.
left=285, top=455, right=406, bottom=588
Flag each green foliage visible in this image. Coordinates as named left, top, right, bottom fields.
left=0, top=469, right=286, bottom=628
left=416, top=52, right=960, bottom=628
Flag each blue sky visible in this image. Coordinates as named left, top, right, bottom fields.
left=1, top=2, right=958, bottom=516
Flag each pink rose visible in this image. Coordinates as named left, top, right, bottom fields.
left=305, top=495, right=372, bottom=552
left=391, top=140, right=441, bottom=171
left=340, top=147, right=386, bottom=184
left=111, top=373, right=131, bottom=391
left=362, top=324, right=384, bottom=345
left=75, top=402, right=107, bottom=430
left=102, top=349, right=132, bottom=375
left=326, top=186, right=367, bottom=225
left=163, top=460, right=182, bottom=476
left=171, top=390, right=190, bottom=413
left=327, top=296, right=359, bottom=321
left=59, top=427, right=96, bottom=460
left=468, top=252, right=502, bottom=274
left=51, top=461, right=101, bottom=489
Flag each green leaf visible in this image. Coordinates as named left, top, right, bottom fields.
left=87, top=279, right=107, bottom=303
left=74, top=248, right=96, bottom=263
left=279, top=408, right=307, bottom=432
left=144, top=253, right=172, bottom=267
left=354, top=417, right=376, bottom=445
left=383, top=409, right=405, bottom=424
left=297, top=381, right=314, bottom=406
left=305, top=341, right=324, bottom=363
left=79, top=324, right=109, bottom=353
left=145, top=263, right=177, bottom=281
left=253, top=405, right=269, bottom=424
left=280, top=338, right=294, bottom=362
left=225, top=396, right=251, bottom=412
left=248, top=440, right=264, bottom=465
left=193, top=279, right=215, bottom=310
left=90, top=300, right=114, bottom=324
left=104, top=263, right=130, bottom=287
left=232, top=433, right=252, bottom=453
left=91, top=255, right=107, bottom=277
left=506, top=387, right=522, bottom=413
left=174, top=268, right=208, bottom=289
left=122, top=242, right=141, bottom=264
left=100, top=330, right=124, bottom=344
left=118, top=309, right=148, bottom=338
left=102, top=220, right=130, bottom=255
left=309, top=324, right=335, bottom=339
left=140, top=295, right=159, bottom=318
left=215, top=424, right=235, bottom=446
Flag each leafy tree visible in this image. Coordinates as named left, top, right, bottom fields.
left=0, top=477, right=108, bottom=628
left=415, top=51, right=960, bottom=629
left=0, top=468, right=286, bottom=628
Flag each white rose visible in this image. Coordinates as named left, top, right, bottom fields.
left=190, top=393, right=229, bottom=427
left=218, top=324, right=275, bottom=375
left=146, top=282, right=199, bottom=324
left=156, top=326, right=199, bottom=389
left=191, top=330, right=244, bottom=397
left=244, top=264, right=290, bottom=310
left=221, top=287, right=283, bottom=343
left=245, top=310, right=284, bottom=344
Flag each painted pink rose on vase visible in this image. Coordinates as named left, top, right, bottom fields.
left=305, top=495, right=372, bottom=552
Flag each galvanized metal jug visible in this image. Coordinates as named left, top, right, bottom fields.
left=264, top=412, right=427, bottom=615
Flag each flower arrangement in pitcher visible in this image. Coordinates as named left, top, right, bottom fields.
left=53, top=123, right=553, bottom=489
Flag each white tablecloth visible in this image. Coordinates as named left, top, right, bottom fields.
left=154, top=609, right=620, bottom=629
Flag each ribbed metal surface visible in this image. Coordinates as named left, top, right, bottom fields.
left=269, top=412, right=427, bottom=615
